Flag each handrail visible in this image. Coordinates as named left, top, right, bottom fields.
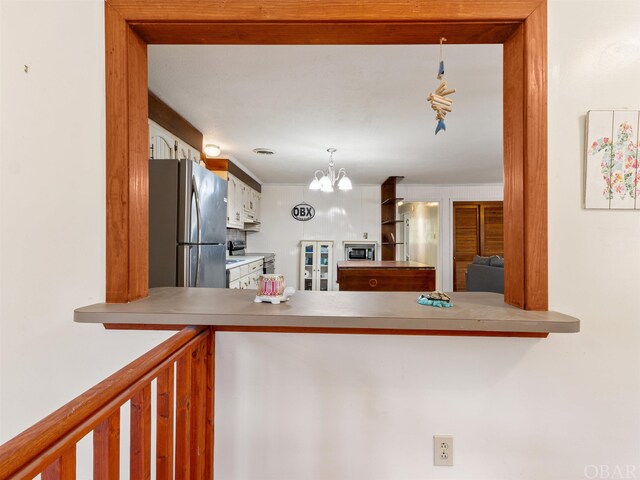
left=0, top=325, right=213, bottom=480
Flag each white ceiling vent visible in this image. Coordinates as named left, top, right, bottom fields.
left=252, top=148, right=275, bottom=155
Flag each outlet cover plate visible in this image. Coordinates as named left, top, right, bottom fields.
left=434, top=435, right=453, bottom=466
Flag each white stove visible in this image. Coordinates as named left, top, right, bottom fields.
left=228, top=240, right=275, bottom=274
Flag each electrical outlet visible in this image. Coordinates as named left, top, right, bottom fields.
left=434, top=435, right=453, bottom=466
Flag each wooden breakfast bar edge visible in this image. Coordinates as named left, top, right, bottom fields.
left=76, top=288, right=580, bottom=339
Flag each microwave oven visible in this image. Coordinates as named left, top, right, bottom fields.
left=345, top=244, right=375, bottom=261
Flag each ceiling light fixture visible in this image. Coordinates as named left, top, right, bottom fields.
left=204, top=144, right=221, bottom=157
left=309, top=148, right=352, bottom=193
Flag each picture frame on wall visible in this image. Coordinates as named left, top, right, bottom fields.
left=585, top=110, right=640, bottom=209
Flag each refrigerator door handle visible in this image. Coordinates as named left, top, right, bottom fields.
left=192, top=175, right=202, bottom=287
left=192, top=175, right=202, bottom=245
left=195, top=245, right=201, bottom=287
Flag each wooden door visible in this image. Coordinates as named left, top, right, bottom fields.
left=480, top=203, right=504, bottom=256
left=453, top=204, right=480, bottom=291
left=453, top=201, right=504, bottom=291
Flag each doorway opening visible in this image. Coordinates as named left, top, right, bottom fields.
left=104, top=1, right=548, bottom=309
left=452, top=201, right=504, bottom=292
left=398, top=202, right=441, bottom=290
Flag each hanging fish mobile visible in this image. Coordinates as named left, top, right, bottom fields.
left=427, top=38, right=456, bottom=135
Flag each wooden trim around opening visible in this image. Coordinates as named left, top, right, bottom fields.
left=104, top=0, right=548, bottom=310
left=503, top=1, right=548, bottom=310
left=105, top=3, right=149, bottom=303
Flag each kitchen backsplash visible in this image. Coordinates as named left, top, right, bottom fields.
left=226, top=228, right=246, bottom=244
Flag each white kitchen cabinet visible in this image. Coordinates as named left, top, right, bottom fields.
left=242, top=188, right=261, bottom=231
left=223, top=170, right=261, bottom=230
left=241, top=183, right=248, bottom=215
left=254, top=191, right=261, bottom=223
left=242, top=183, right=256, bottom=222
left=249, top=271, right=261, bottom=289
left=149, top=120, right=176, bottom=159
left=300, top=241, right=333, bottom=291
left=227, top=259, right=263, bottom=289
left=149, top=119, right=201, bottom=162
left=226, top=174, right=244, bottom=229
left=176, top=140, right=200, bottom=162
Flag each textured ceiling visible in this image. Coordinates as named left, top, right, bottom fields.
left=148, top=44, right=503, bottom=185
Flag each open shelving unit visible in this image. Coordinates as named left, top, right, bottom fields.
left=380, top=176, right=404, bottom=260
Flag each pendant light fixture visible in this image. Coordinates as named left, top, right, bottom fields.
left=309, top=148, right=352, bottom=192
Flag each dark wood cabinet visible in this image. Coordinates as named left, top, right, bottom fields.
left=337, top=261, right=435, bottom=292
left=380, top=176, right=404, bottom=260
left=453, top=201, right=504, bottom=291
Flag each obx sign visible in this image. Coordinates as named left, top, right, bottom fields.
left=291, top=202, right=315, bottom=222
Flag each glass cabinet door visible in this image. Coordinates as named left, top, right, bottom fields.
left=317, top=242, right=332, bottom=291
left=301, top=241, right=315, bottom=291
left=300, top=241, right=333, bottom=291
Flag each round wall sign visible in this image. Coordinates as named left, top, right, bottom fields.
left=291, top=202, right=315, bottom=221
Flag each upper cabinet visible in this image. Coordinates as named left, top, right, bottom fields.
left=149, top=120, right=176, bottom=159
left=226, top=173, right=261, bottom=230
left=202, top=158, right=262, bottom=231
left=148, top=91, right=203, bottom=162
left=149, top=119, right=201, bottom=162
left=176, top=139, right=200, bottom=162
left=250, top=189, right=260, bottom=224
left=227, top=173, right=244, bottom=229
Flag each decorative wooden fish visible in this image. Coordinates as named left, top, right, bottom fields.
left=428, top=38, right=456, bottom=135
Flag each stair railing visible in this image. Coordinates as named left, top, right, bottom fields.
left=0, top=325, right=214, bottom=480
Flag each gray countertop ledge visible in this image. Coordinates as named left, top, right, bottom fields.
left=74, top=288, right=580, bottom=335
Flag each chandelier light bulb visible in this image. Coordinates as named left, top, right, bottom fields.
left=319, top=175, right=331, bottom=188
left=309, top=177, right=321, bottom=190
left=338, top=176, right=352, bottom=190
left=321, top=184, right=334, bottom=193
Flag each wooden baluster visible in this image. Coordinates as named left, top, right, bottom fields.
left=156, top=364, right=174, bottom=480
left=204, top=329, right=215, bottom=480
left=93, top=410, right=120, bottom=479
left=130, top=384, right=151, bottom=480
left=42, top=445, right=76, bottom=480
left=175, top=348, right=192, bottom=480
left=190, top=340, right=206, bottom=478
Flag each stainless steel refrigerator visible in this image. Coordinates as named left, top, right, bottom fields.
left=149, top=159, right=227, bottom=288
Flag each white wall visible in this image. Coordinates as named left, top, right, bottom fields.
left=2, top=2, right=640, bottom=480
left=247, top=185, right=381, bottom=290
left=0, top=0, right=172, bottom=450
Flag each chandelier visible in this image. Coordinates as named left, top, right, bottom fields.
left=308, top=148, right=352, bottom=192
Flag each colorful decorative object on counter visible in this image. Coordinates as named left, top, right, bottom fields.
left=417, top=291, right=453, bottom=308
left=254, top=274, right=295, bottom=304
left=427, top=38, right=456, bottom=135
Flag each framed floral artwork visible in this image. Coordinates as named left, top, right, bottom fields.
left=585, top=110, right=640, bottom=209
